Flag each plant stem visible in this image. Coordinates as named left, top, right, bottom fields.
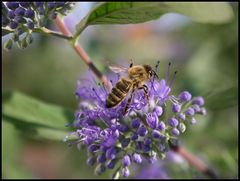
left=40, top=27, right=73, bottom=40
left=169, top=142, right=218, bottom=179
left=54, top=16, right=112, bottom=91
left=2, top=27, right=72, bottom=40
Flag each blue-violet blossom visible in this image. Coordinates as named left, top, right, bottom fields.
left=64, top=62, right=207, bottom=178
left=2, top=2, right=75, bottom=49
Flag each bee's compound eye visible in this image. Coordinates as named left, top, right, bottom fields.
left=149, top=71, right=152, bottom=76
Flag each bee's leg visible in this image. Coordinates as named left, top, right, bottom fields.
left=123, top=93, right=133, bottom=115
left=123, top=86, right=135, bottom=115
left=143, top=84, right=149, bottom=101
left=138, top=85, right=149, bottom=101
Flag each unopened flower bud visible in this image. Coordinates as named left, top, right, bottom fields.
left=122, top=155, right=131, bottom=167
left=121, top=167, right=130, bottom=177
left=153, top=106, right=163, bottom=116
left=131, top=119, right=140, bottom=128
left=132, top=153, right=142, bottom=164
left=192, top=96, right=205, bottom=106
left=179, top=91, right=192, bottom=102
left=168, top=118, right=179, bottom=127
left=137, top=125, right=148, bottom=137
left=171, top=128, right=180, bottom=136
left=106, top=147, right=116, bottom=160
left=158, top=121, right=166, bottom=131
left=186, top=108, right=195, bottom=116
left=172, top=103, right=181, bottom=113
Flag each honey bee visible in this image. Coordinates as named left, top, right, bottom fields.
left=106, top=62, right=158, bottom=114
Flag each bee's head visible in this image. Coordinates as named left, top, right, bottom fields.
left=143, top=64, right=159, bottom=79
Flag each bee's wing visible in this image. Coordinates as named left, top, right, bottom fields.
left=109, top=65, right=128, bottom=73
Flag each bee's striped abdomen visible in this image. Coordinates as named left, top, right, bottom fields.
left=106, top=78, right=132, bottom=108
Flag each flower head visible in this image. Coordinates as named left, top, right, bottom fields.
left=2, top=2, right=75, bottom=50
left=65, top=62, right=207, bottom=178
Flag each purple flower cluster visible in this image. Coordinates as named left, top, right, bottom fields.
left=65, top=63, right=207, bottom=178
left=2, top=2, right=75, bottom=50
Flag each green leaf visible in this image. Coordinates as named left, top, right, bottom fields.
left=2, top=121, right=33, bottom=178
left=160, top=2, right=234, bottom=24
left=2, top=91, right=75, bottom=141
left=74, top=2, right=234, bottom=38
left=3, top=115, right=71, bottom=141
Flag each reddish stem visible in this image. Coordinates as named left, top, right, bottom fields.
left=54, top=16, right=111, bottom=91
left=170, top=143, right=218, bottom=178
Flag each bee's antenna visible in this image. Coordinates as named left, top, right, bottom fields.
left=130, top=59, right=133, bottom=68
left=152, top=70, right=159, bottom=79
left=155, top=60, right=160, bottom=71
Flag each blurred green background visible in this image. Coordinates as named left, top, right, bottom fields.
left=2, top=2, right=238, bottom=179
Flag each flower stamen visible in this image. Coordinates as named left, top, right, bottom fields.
left=169, top=71, right=177, bottom=88
left=166, top=62, right=171, bottom=83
